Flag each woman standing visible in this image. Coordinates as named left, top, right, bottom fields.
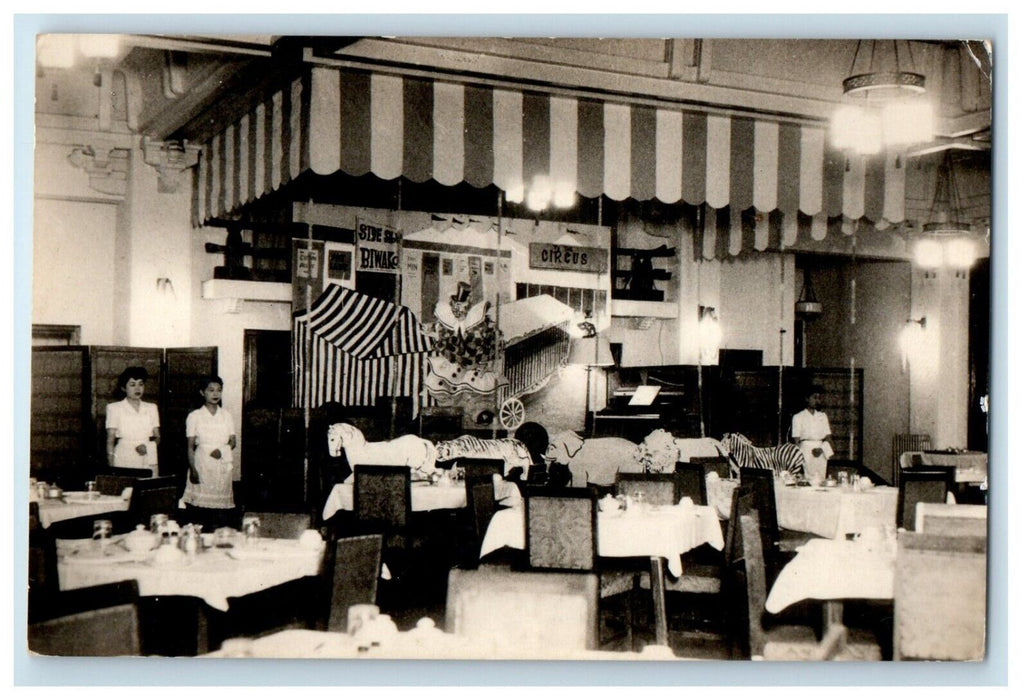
left=182, top=375, right=237, bottom=529
left=106, top=367, right=161, bottom=476
left=791, top=385, right=834, bottom=484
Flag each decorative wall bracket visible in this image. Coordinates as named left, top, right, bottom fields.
left=67, top=142, right=130, bottom=196
left=142, top=137, right=202, bottom=193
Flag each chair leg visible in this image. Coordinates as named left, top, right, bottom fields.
left=623, top=590, right=634, bottom=651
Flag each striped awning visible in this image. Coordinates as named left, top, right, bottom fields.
left=304, top=284, right=432, bottom=359
left=195, top=65, right=910, bottom=231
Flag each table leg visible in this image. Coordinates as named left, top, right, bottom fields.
left=819, top=601, right=847, bottom=659
left=650, top=556, right=668, bottom=647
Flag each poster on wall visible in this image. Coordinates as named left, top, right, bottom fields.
left=324, top=241, right=355, bottom=290
left=356, top=217, right=400, bottom=274
left=291, top=238, right=326, bottom=311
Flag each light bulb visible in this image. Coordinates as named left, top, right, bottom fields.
left=913, top=238, right=944, bottom=268
left=944, top=237, right=977, bottom=269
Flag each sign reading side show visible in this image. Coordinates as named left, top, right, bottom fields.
left=356, top=218, right=400, bottom=274
left=529, top=243, right=608, bottom=274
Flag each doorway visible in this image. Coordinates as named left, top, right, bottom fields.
left=242, top=329, right=293, bottom=411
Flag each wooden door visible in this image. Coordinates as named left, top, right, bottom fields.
left=242, top=330, right=292, bottom=411
left=30, top=347, right=90, bottom=485
left=162, top=347, right=219, bottom=479
left=90, top=347, right=163, bottom=471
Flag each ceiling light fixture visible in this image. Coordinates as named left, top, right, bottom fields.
left=843, top=39, right=926, bottom=99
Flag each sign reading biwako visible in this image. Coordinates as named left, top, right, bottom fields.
left=356, top=218, right=400, bottom=273
left=529, top=243, right=608, bottom=274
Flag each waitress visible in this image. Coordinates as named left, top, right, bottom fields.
left=791, top=385, right=833, bottom=484
left=105, top=366, right=161, bottom=476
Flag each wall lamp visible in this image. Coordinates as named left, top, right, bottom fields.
left=698, top=306, right=722, bottom=365
left=899, top=316, right=927, bottom=364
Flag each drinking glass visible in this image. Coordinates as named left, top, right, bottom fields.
left=242, top=515, right=261, bottom=544
left=85, top=480, right=98, bottom=499
left=93, top=519, right=112, bottom=551
left=150, top=513, right=169, bottom=535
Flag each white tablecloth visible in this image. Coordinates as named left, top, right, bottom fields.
left=479, top=502, right=724, bottom=577
left=36, top=493, right=131, bottom=529
left=57, top=538, right=324, bottom=612
left=206, top=626, right=684, bottom=660
left=322, top=474, right=521, bottom=520
left=764, top=537, right=895, bottom=614
left=709, top=478, right=898, bottom=540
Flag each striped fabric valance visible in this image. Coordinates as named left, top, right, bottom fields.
left=195, top=65, right=910, bottom=231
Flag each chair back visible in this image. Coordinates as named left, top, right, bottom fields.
left=738, top=510, right=769, bottom=659
left=897, top=469, right=951, bottom=531
left=893, top=531, right=986, bottom=660
left=615, top=472, right=678, bottom=506
left=104, top=467, right=154, bottom=479
left=128, top=476, right=181, bottom=525
left=327, top=534, right=383, bottom=633
left=673, top=462, right=708, bottom=505
left=689, top=455, right=732, bottom=480
left=915, top=503, right=988, bottom=538
left=46, top=510, right=135, bottom=540
left=243, top=511, right=312, bottom=539
left=724, top=485, right=745, bottom=568
left=468, top=482, right=497, bottom=553
left=419, top=406, right=464, bottom=441
left=353, top=465, right=412, bottom=549
left=892, top=433, right=932, bottom=485
left=524, top=487, right=597, bottom=571
left=459, top=458, right=505, bottom=487
left=96, top=474, right=137, bottom=497
left=28, top=580, right=141, bottom=656
left=445, top=568, right=599, bottom=652
left=739, top=467, right=780, bottom=560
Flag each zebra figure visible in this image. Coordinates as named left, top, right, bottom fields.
left=720, top=432, right=805, bottom=479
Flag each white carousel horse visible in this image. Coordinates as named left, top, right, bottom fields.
left=327, top=423, right=437, bottom=478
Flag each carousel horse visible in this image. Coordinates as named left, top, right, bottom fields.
left=327, top=423, right=437, bottom=479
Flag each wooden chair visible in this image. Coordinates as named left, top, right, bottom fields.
left=353, top=465, right=412, bottom=549
left=893, top=532, right=986, bottom=660
left=673, top=462, right=709, bottom=505
left=896, top=469, right=952, bottom=531
left=689, top=455, right=732, bottom=480
left=128, top=476, right=182, bottom=526
left=892, top=433, right=932, bottom=486
left=327, top=534, right=383, bottom=633
left=523, top=486, right=636, bottom=646
left=458, top=457, right=505, bottom=486
left=736, top=511, right=880, bottom=660
left=46, top=510, right=136, bottom=539
left=242, top=511, right=312, bottom=539
left=615, top=472, right=679, bottom=506
left=445, top=567, right=600, bottom=653
left=96, top=473, right=137, bottom=497
left=104, top=466, right=155, bottom=479
left=418, top=406, right=463, bottom=441
left=465, top=482, right=498, bottom=567
left=28, top=580, right=141, bottom=656
left=739, top=467, right=815, bottom=573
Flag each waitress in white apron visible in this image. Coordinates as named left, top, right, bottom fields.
left=105, top=367, right=161, bottom=476
left=183, top=375, right=237, bottom=530
left=791, top=385, right=834, bottom=484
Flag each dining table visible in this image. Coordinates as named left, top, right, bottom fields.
left=33, top=491, right=131, bottom=529
left=57, top=535, right=325, bottom=613
left=205, top=623, right=686, bottom=660
left=708, top=475, right=899, bottom=540
left=479, top=499, right=724, bottom=647
left=902, top=450, right=987, bottom=484
left=765, top=533, right=896, bottom=654
left=322, top=473, right=521, bottom=521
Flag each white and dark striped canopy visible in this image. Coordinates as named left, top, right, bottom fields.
left=303, top=284, right=432, bottom=359
left=195, top=65, right=913, bottom=236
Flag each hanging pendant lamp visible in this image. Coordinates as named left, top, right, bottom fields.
left=843, top=39, right=927, bottom=99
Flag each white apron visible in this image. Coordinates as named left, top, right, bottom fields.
left=109, top=400, right=159, bottom=475
left=183, top=406, right=235, bottom=509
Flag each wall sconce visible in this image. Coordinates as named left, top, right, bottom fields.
left=698, top=306, right=722, bottom=365
left=899, top=316, right=927, bottom=363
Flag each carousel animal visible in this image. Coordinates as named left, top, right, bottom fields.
left=435, top=435, right=532, bottom=476
left=545, top=430, right=640, bottom=487
left=327, top=423, right=437, bottom=478
left=719, top=432, right=805, bottom=478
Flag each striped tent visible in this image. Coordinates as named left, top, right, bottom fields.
left=293, top=284, right=433, bottom=409
left=194, top=65, right=934, bottom=256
